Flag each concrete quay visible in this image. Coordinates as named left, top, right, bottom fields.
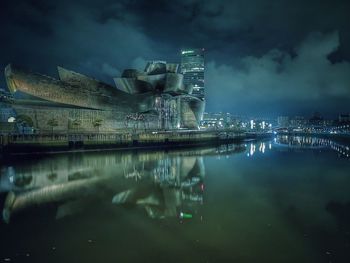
left=0, top=130, right=267, bottom=154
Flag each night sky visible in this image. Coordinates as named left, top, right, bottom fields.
left=1, top=0, right=350, bottom=117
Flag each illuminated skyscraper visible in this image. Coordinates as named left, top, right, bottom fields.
left=180, top=48, right=205, bottom=100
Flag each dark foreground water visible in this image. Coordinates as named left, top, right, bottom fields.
left=1, top=136, right=350, bottom=263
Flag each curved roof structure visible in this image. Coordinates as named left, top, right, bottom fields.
left=4, top=61, right=205, bottom=129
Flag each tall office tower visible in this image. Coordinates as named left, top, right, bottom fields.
left=180, top=48, right=205, bottom=100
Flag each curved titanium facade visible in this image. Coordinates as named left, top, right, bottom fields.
left=4, top=61, right=204, bottom=131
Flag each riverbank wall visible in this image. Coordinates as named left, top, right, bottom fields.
left=0, top=130, right=271, bottom=155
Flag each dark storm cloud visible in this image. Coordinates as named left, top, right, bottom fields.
left=123, top=0, right=350, bottom=58
left=1, top=0, right=55, bottom=37
left=206, top=31, right=350, bottom=115
left=1, top=0, right=349, bottom=116
left=0, top=0, right=160, bottom=84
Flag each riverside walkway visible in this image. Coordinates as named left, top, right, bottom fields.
left=0, top=129, right=250, bottom=154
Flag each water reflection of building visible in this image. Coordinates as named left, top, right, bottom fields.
left=0, top=145, right=245, bottom=223
left=276, top=135, right=328, bottom=149
left=274, top=135, right=350, bottom=158
left=242, top=136, right=350, bottom=159
left=245, top=141, right=272, bottom=157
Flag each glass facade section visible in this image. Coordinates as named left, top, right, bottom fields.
left=180, top=49, right=205, bottom=100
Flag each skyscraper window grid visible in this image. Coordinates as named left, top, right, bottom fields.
left=180, top=48, right=205, bottom=101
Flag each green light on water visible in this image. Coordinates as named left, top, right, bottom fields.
left=180, top=212, right=193, bottom=219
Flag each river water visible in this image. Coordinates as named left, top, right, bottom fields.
left=0, top=136, right=350, bottom=263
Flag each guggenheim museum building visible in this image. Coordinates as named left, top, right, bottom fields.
left=3, top=61, right=205, bottom=133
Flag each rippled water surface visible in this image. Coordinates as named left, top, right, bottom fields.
left=1, top=136, right=350, bottom=263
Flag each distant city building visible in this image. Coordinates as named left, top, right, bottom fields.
left=277, top=116, right=290, bottom=127
left=338, top=113, right=350, bottom=123
left=180, top=48, right=205, bottom=101
left=289, top=116, right=308, bottom=127
left=309, top=112, right=324, bottom=127
left=247, top=118, right=273, bottom=131
left=200, top=112, right=232, bottom=129
left=200, top=112, right=274, bottom=131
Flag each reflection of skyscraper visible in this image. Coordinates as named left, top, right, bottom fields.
left=180, top=49, right=205, bottom=100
